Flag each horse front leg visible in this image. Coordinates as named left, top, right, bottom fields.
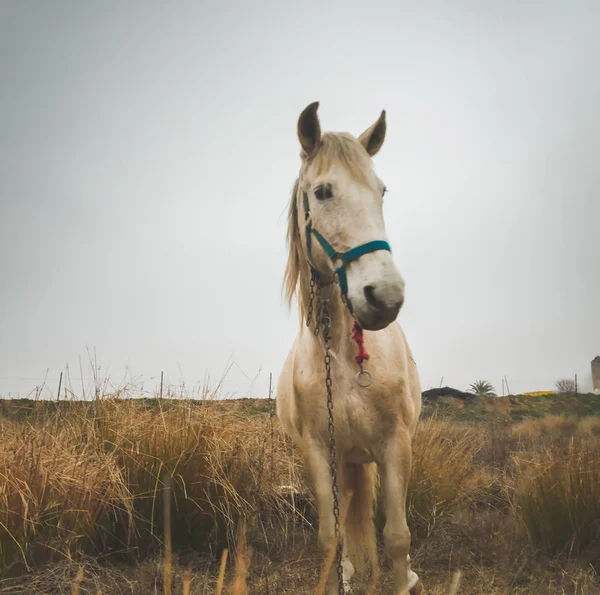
left=304, top=439, right=353, bottom=594
left=379, top=431, right=421, bottom=595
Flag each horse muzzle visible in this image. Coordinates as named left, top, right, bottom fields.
left=354, top=281, right=404, bottom=331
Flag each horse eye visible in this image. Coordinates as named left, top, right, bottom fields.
left=382, top=186, right=388, bottom=197
left=314, top=184, right=334, bottom=201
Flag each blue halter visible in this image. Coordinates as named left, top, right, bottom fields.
left=302, top=189, right=392, bottom=300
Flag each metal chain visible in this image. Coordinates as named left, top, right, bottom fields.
left=307, top=269, right=345, bottom=595
left=306, top=268, right=317, bottom=328
left=321, top=300, right=345, bottom=595
left=301, top=177, right=356, bottom=593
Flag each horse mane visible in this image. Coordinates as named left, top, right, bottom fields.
left=283, top=132, right=376, bottom=322
left=283, top=177, right=307, bottom=320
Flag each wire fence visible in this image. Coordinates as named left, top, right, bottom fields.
left=0, top=361, right=270, bottom=401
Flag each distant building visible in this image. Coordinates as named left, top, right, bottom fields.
left=593, top=356, right=600, bottom=393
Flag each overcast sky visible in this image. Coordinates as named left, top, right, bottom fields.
left=1, top=0, right=599, bottom=399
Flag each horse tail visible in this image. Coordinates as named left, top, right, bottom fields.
left=341, top=462, right=379, bottom=580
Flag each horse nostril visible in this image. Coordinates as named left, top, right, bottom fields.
left=364, top=285, right=382, bottom=310
left=364, top=285, right=404, bottom=314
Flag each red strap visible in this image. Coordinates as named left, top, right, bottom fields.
left=350, top=321, right=370, bottom=366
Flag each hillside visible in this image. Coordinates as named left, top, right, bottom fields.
left=420, top=387, right=600, bottom=422
left=1, top=388, right=599, bottom=424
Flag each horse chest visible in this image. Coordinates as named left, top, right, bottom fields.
left=336, top=388, right=393, bottom=455
left=343, top=391, right=376, bottom=433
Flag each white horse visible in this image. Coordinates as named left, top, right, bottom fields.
left=277, top=102, right=423, bottom=595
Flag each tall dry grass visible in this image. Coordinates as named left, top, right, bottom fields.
left=514, top=429, right=600, bottom=556
left=1, top=397, right=599, bottom=593
left=0, top=398, right=305, bottom=578
left=406, top=417, right=484, bottom=536
left=0, top=412, right=132, bottom=572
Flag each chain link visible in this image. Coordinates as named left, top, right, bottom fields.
left=306, top=268, right=317, bottom=328
left=308, top=270, right=345, bottom=595
left=301, top=176, right=362, bottom=593
left=315, top=286, right=323, bottom=338
left=321, top=301, right=345, bottom=595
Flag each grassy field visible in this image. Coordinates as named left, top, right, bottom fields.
left=0, top=390, right=599, bottom=594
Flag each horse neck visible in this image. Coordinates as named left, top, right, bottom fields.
left=299, top=268, right=356, bottom=357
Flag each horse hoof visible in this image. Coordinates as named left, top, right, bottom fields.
left=409, top=579, right=424, bottom=595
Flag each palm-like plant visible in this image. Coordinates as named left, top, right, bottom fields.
left=468, top=380, right=496, bottom=396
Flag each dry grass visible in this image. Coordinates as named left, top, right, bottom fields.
left=405, top=417, right=484, bottom=536
left=515, top=437, right=600, bottom=556
left=0, top=397, right=599, bottom=593
left=0, top=398, right=305, bottom=578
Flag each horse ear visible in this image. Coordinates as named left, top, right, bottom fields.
left=297, top=101, right=321, bottom=157
left=358, top=110, right=386, bottom=156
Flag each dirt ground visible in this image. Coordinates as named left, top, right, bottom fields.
left=1, top=537, right=598, bottom=595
